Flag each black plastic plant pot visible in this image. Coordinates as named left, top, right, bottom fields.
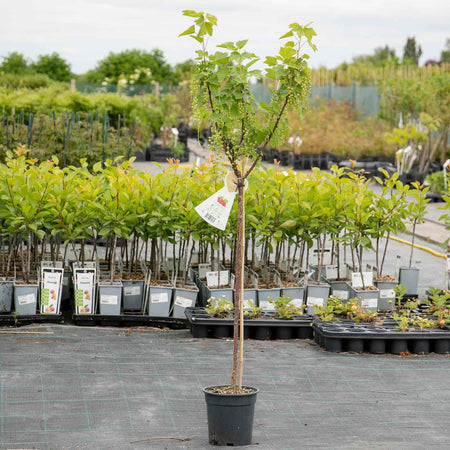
left=203, top=386, right=258, bottom=446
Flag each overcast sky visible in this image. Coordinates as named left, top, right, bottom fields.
left=1, top=0, right=448, bottom=75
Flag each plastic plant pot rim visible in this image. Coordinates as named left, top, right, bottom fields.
left=203, top=386, right=259, bottom=397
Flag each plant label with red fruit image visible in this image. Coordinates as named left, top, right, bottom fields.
left=195, top=186, right=236, bottom=230
left=195, top=172, right=244, bottom=231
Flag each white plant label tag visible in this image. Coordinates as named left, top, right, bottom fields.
left=18, top=293, right=36, bottom=306
left=151, top=292, right=169, bottom=304
left=195, top=176, right=237, bottom=230
left=325, top=265, right=338, bottom=280
left=175, top=296, right=194, bottom=308
left=307, top=297, right=324, bottom=307
left=351, top=272, right=373, bottom=289
left=290, top=298, right=303, bottom=308
left=380, top=289, right=395, bottom=299
left=41, top=271, right=62, bottom=314
left=75, top=272, right=94, bottom=314
left=332, top=290, right=349, bottom=300
left=206, top=271, right=230, bottom=288
left=361, top=297, right=378, bottom=308
left=100, top=295, right=118, bottom=305
left=243, top=299, right=252, bottom=309
left=199, top=263, right=211, bottom=279
left=124, top=286, right=140, bottom=296
left=259, top=300, right=273, bottom=310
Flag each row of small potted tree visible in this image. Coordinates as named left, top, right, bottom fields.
left=0, top=148, right=429, bottom=317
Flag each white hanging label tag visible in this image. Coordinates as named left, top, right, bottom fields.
left=196, top=168, right=241, bottom=233
left=195, top=186, right=236, bottom=230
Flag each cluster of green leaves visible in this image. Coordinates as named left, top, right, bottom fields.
left=316, top=296, right=378, bottom=323
left=379, top=71, right=450, bottom=172
left=0, top=111, right=147, bottom=167
left=0, top=51, right=72, bottom=82
left=0, top=86, right=182, bottom=131
left=81, top=49, right=180, bottom=85
left=0, top=155, right=428, bottom=283
left=309, top=61, right=449, bottom=86
left=270, top=296, right=303, bottom=319
left=181, top=10, right=315, bottom=171
left=205, top=297, right=234, bottom=318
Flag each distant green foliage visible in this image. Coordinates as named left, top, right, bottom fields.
left=0, top=52, right=31, bottom=74
left=403, top=37, right=422, bottom=65
left=0, top=73, right=52, bottom=89
left=352, top=45, right=398, bottom=67
left=31, top=52, right=72, bottom=82
left=84, top=48, right=177, bottom=84
left=441, top=39, right=450, bottom=63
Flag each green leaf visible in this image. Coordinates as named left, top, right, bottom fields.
left=280, top=30, right=293, bottom=39
left=179, top=25, right=195, bottom=37
left=182, top=10, right=203, bottom=18
left=236, top=39, right=248, bottom=49
left=280, top=219, right=296, bottom=228
left=265, top=56, right=278, bottom=66
left=217, top=41, right=236, bottom=50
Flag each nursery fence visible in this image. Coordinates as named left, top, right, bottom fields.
left=76, top=82, right=381, bottom=117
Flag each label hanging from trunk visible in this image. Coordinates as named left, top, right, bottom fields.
left=195, top=186, right=236, bottom=231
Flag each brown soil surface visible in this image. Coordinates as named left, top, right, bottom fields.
left=205, top=386, right=256, bottom=395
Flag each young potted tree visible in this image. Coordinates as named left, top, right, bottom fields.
left=180, top=9, right=316, bottom=446
left=399, top=182, right=429, bottom=296
left=371, top=170, right=409, bottom=310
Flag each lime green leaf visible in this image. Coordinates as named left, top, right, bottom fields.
left=182, top=10, right=203, bottom=18
left=179, top=25, right=196, bottom=37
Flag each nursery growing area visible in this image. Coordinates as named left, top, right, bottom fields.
left=0, top=151, right=449, bottom=353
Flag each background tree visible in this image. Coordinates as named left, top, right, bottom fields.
left=0, top=52, right=31, bottom=74
left=84, top=49, right=176, bottom=84
left=441, top=38, right=450, bottom=63
left=403, top=37, right=422, bottom=65
left=32, top=52, right=72, bottom=82
left=352, top=45, right=398, bottom=66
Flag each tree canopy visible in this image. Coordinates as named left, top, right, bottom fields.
left=32, top=52, right=72, bottom=82
left=84, top=48, right=177, bottom=84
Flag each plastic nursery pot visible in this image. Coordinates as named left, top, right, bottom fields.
left=14, top=283, right=39, bottom=315
left=203, top=386, right=259, bottom=446
left=0, top=280, right=14, bottom=313
left=398, top=267, right=419, bottom=296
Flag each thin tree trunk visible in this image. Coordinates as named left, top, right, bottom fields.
left=231, top=181, right=245, bottom=390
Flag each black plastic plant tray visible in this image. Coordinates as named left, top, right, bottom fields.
left=185, top=307, right=314, bottom=340
left=313, top=321, right=450, bottom=355
left=73, top=314, right=187, bottom=329
left=0, top=313, right=64, bottom=326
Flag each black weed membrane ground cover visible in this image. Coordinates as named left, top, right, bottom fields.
left=1, top=324, right=450, bottom=449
